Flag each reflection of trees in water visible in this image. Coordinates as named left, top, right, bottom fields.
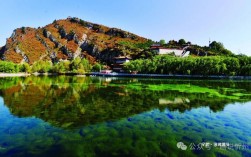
left=0, top=76, right=251, bottom=128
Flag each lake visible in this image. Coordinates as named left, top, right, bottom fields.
left=0, top=76, right=250, bottom=157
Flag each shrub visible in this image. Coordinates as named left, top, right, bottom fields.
left=0, top=61, right=19, bottom=73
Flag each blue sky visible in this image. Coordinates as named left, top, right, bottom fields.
left=1, top=0, right=251, bottom=55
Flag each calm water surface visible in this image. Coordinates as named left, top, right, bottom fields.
left=0, top=76, right=251, bottom=157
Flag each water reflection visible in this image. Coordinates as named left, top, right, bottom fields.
left=0, top=76, right=251, bottom=157
left=0, top=76, right=251, bottom=128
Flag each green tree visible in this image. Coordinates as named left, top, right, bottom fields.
left=21, top=27, right=26, bottom=34
left=52, top=61, right=71, bottom=73
left=92, top=63, right=102, bottom=72
left=20, top=63, right=31, bottom=73
left=0, top=61, right=19, bottom=73
left=70, top=57, right=82, bottom=72
left=31, top=60, right=52, bottom=73
left=124, top=56, right=249, bottom=76
left=159, top=39, right=166, bottom=46
left=178, top=39, right=186, bottom=45
left=209, top=41, right=224, bottom=51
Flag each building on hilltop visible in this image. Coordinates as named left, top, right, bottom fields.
left=150, top=45, right=190, bottom=57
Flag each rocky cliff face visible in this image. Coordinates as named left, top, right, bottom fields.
left=1, top=17, right=148, bottom=64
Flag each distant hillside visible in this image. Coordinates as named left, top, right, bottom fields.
left=0, top=17, right=152, bottom=65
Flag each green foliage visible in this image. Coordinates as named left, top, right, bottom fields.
left=159, top=39, right=166, bottom=46
left=92, top=24, right=100, bottom=31
left=0, top=58, right=93, bottom=74
left=119, top=40, right=154, bottom=50
left=135, top=40, right=154, bottom=50
left=79, top=19, right=89, bottom=27
left=21, top=27, right=26, bottom=34
left=80, top=58, right=92, bottom=72
left=19, top=63, right=31, bottom=73
left=52, top=60, right=71, bottom=73
left=0, top=61, right=19, bottom=73
left=31, top=60, right=52, bottom=73
left=178, top=39, right=186, bottom=45
left=92, top=63, right=103, bottom=72
left=221, top=49, right=232, bottom=56
left=210, top=41, right=224, bottom=51
left=164, top=39, right=233, bottom=57
left=124, top=55, right=251, bottom=76
left=70, top=57, right=92, bottom=74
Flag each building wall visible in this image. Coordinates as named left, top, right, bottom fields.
left=158, top=49, right=184, bottom=56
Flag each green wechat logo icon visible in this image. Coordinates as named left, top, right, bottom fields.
left=177, top=142, right=187, bottom=150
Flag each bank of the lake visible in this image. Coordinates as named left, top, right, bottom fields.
left=0, top=73, right=30, bottom=77
left=0, top=72, right=251, bottom=80
left=88, top=72, right=251, bottom=80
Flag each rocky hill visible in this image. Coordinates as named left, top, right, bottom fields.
left=0, top=17, right=150, bottom=65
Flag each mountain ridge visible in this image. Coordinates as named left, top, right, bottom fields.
left=0, top=17, right=149, bottom=64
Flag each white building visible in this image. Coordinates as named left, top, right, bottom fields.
left=151, top=46, right=190, bottom=57
left=157, top=48, right=183, bottom=56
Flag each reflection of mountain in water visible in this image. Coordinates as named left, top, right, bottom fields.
left=0, top=76, right=251, bottom=129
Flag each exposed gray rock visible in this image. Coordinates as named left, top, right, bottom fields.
left=11, top=30, right=16, bottom=39
left=15, top=46, right=21, bottom=54
left=43, top=29, right=51, bottom=38
left=14, top=46, right=29, bottom=63
left=74, top=47, right=82, bottom=59
left=23, top=54, right=29, bottom=63
left=73, top=34, right=79, bottom=43
left=54, top=24, right=59, bottom=29
left=49, top=34, right=57, bottom=43
left=48, top=34, right=63, bottom=48
left=41, top=29, right=63, bottom=49
left=36, top=34, right=50, bottom=49
left=60, top=46, right=74, bottom=59
left=50, top=52, right=57, bottom=59
left=68, top=52, right=74, bottom=59
left=56, top=42, right=63, bottom=48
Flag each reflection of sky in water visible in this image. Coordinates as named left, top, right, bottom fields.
left=0, top=95, right=251, bottom=157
